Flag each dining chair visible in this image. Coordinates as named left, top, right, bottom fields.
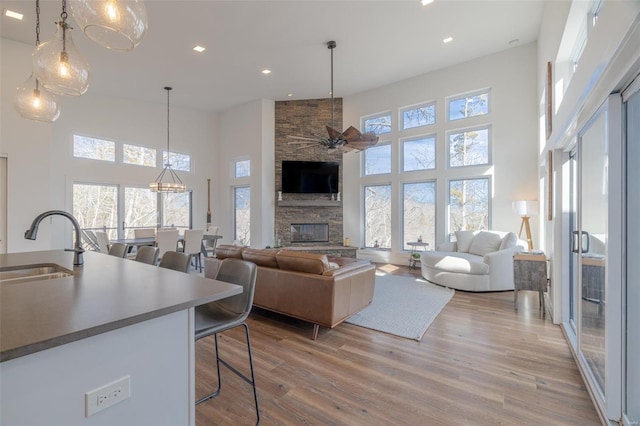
left=108, top=243, right=129, bottom=258
left=158, top=251, right=190, bottom=273
left=134, top=246, right=159, bottom=265
left=195, top=258, right=259, bottom=424
left=94, top=231, right=110, bottom=254
left=183, top=229, right=204, bottom=272
left=134, top=228, right=156, bottom=239
left=156, top=229, right=179, bottom=262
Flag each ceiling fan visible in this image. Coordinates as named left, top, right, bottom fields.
left=287, top=41, right=379, bottom=153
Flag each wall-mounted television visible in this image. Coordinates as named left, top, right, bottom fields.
left=282, top=161, right=339, bottom=194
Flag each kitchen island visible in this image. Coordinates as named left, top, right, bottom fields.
left=0, top=250, right=242, bottom=425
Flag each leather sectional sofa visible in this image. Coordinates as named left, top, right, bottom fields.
left=204, top=245, right=376, bottom=339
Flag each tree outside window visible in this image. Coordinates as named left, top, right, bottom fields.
left=403, top=136, right=436, bottom=172
left=234, top=186, right=250, bottom=246
left=364, top=143, right=392, bottom=175
left=363, top=113, right=392, bottom=135
left=401, top=103, right=436, bottom=130
left=73, top=135, right=115, bottom=162
left=449, top=178, right=489, bottom=232
left=448, top=127, right=489, bottom=167
left=123, top=144, right=156, bottom=167
left=365, top=184, right=391, bottom=248
left=403, top=181, right=436, bottom=249
left=235, top=159, right=250, bottom=178
left=448, top=92, right=489, bottom=121
left=73, top=183, right=118, bottom=238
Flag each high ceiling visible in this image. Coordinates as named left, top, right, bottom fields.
left=1, top=0, right=544, bottom=112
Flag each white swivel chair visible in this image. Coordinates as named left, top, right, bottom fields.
left=183, top=229, right=204, bottom=272
left=95, top=231, right=110, bottom=254
left=156, top=229, right=179, bottom=263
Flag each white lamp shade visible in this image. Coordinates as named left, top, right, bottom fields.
left=32, top=22, right=91, bottom=96
left=512, top=200, right=539, bottom=216
left=70, top=0, right=148, bottom=51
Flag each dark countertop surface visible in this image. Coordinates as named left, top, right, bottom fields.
left=0, top=250, right=241, bottom=362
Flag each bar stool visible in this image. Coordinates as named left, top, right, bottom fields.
left=158, top=251, right=190, bottom=273
left=195, top=258, right=259, bottom=425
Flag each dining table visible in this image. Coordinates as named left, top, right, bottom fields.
left=110, top=234, right=223, bottom=258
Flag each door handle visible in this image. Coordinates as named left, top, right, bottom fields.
left=572, top=230, right=590, bottom=253
left=582, top=231, right=590, bottom=254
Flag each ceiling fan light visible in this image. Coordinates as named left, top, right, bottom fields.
left=33, top=21, right=91, bottom=96
left=70, top=0, right=148, bottom=51
left=13, top=74, right=61, bottom=122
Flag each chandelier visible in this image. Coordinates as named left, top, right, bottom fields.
left=150, top=87, right=186, bottom=193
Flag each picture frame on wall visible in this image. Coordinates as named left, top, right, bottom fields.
left=546, top=61, right=553, bottom=140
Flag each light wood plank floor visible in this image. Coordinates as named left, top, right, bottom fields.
left=195, top=264, right=601, bottom=425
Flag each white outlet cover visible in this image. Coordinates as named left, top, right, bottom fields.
left=85, top=375, right=131, bottom=417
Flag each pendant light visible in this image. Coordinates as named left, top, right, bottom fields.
left=69, top=0, right=148, bottom=51
left=150, top=87, right=186, bottom=193
left=32, top=0, right=91, bottom=96
left=13, top=0, right=61, bottom=122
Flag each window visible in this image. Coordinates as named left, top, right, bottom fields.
left=448, top=127, right=490, bottom=167
left=364, top=184, right=391, bottom=249
left=448, top=91, right=489, bottom=121
left=364, top=143, right=392, bottom=175
left=235, top=159, right=250, bottom=178
left=234, top=186, right=250, bottom=246
left=124, top=187, right=157, bottom=238
left=161, top=192, right=192, bottom=230
left=403, top=181, right=435, bottom=250
left=123, top=144, right=156, bottom=167
left=163, top=151, right=191, bottom=172
left=363, top=112, right=392, bottom=135
left=73, top=135, right=115, bottom=162
left=401, top=102, right=435, bottom=130
left=449, top=178, right=490, bottom=232
left=402, top=136, right=436, bottom=172
left=72, top=183, right=118, bottom=238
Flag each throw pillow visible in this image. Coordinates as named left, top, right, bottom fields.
left=455, top=230, right=475, bottom=253
left=499, top=232, right=518, bottom=250
left=468, top=231, right=502, bottom=256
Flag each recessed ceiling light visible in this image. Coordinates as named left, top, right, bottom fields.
left=287, top=93, right=293, bottom=97
left=261, top=69, right=271, bottom=75
left=4, top=9, right=24, bottom=20
left=443, top=36, right=453, bottom=44
left=421, top=0, right=434, bottom=5
left=193, top=45, right=206, bottom=53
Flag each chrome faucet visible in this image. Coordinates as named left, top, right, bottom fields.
left=25, top=210, right=85, bottom=266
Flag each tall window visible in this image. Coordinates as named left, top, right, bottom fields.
left=363, top=112, right=392, bottom=135
left=401, top=102, right=436, bottom=130
left=73, top=135, right=115, bottom=162
left=448, top=91, right=489, bottom=121
left=163, top=151, right=191, bottom=172
left=449, top=178, right=490, bottom=232
left=364, top=184, right=391, bottom=248
left=123, top=144, right=156, bottom=167
left=448, top=127, right=490, bottom=167
left=364, top=143, right=392, bottom=175
left=124, top=187, right=157, bottom=238
left=162, top=192, right=191, bottom=230
left=402, top=135, right=436, bottom=172
left=73, top=183, right=118, bottom=238
left=234, top=186, right=250, bottom=246
left=403, top=181, right=436, bottom=249
left=235, top=159, right=250, bottom=178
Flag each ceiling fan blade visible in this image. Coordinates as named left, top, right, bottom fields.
left=347, top=140, right=378, bottom=151
left=326, top=126, right=342, bottom=140
left=341, top=126, right=362, bottom=142
left=360, top=132, right=379, bottom=142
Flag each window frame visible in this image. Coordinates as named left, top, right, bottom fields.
left=162, top=150, right=191, bottom=172
left=233, top=157, right=251, bottom=179
left=122, top=143, right=157, bottom=168
left=447, top=176, right=492, bottom=236
left=446, top=89, right=491, bottom=122
left=402, top=180, right=436, bottom=251
left=363, top=182, right=392, bottom=250
left=233, top=185, right=251, bottom=246
left=72, top=134, right=116, bottom=163
left=362, top=141, right=393, bottom=176
left=446, top=125, right=492, bottom=168
left=401, top=134, right=437, bottom=172
left=361, top=111, right=393, bottom=135
left=399, top=101, right=436, bottom=130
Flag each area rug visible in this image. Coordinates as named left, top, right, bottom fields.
left=345, top=274, right=454, bottom=341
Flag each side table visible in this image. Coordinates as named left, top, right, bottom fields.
left=407, top=242, right=429, bottom=270
left=513, top=252, right=548, bottom=314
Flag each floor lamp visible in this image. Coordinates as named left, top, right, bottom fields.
left=512, top=200, right=539, bottom=251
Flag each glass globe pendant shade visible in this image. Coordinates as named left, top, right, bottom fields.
left=13, top=74, right=61, bottom=122
left=70, top=0, right=148, bottom=51
left=32, top=21, right=91, bottom=97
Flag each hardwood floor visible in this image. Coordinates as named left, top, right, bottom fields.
left=195, top=264, right=601, bottom=425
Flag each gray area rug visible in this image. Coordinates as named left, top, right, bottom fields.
left=345, top=274, right=455, bottom=341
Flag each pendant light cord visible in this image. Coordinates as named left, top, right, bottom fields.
left=60, top=0, right=68, bottom=51
left=165, top=86, right=172, bottom=166
left=329, top=42, right=335, bottom=128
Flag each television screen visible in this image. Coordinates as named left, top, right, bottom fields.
left=282, top=161, right=339, bottom=194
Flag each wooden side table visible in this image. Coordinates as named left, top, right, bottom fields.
left=513, top=253, right=548, bottom=314
left=407, top=242, right=429, bottom=270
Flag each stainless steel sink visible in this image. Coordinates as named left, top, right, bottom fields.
left=0, top=264, right=73, bottom=284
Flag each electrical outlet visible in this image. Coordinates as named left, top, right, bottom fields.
left=85, top=375, right=131, bottom=417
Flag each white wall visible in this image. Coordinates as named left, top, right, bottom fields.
left=1, top=38, right=218, bottom=252
left=343, top=42, right=539, bottom=264
left=218, top=99, right=275, bottom=248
